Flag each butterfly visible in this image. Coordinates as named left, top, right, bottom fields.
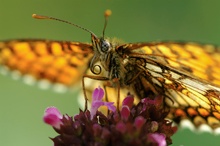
left=0, top=10, right=220, bottom=132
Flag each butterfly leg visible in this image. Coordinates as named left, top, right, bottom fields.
left=103, top=85, right=109, bottom=102
left=102, top=84, right=120, bottom=114
left=103, top=78, right=121, bottom=110
left=82, top=74, right=109, bottom=111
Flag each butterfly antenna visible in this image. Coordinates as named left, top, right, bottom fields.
left=102, top=9, right=112, bottom=38
left=32, top=14, right=98, bottom=38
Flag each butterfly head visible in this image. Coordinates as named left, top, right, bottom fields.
left=89, top=35, right=114, bottom=75
left=88, top=10, right=115, bottom=75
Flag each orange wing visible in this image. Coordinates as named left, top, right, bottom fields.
left=117, top=42, right=220, bottom=130
left=0, top=39, right=93, bottom=87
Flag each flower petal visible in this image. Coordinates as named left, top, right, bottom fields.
left=120, top=105, right=130, bottom=121
left=91, top=100, right=105, bottom=120
left=134, top=116, right=146, bottom=129
left=43, top=107, right=62, bottom=129
left=104, top=102, right=116, bottom=112
left=92, top=101, right=105, bottom=108
left=148, top=133, right=166, bottom=146
left=122, top=94, right=134, bottom=108
left=92, top=87, right=104, bottom=101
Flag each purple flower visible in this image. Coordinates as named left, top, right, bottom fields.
left=43, top=106, right=63, bottom=129
left=43, top=87, right=177, bottom=146
left=90, top=87, right=116, bottom=119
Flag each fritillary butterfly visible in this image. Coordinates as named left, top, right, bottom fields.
left=0, top=10, right=220, bottom=132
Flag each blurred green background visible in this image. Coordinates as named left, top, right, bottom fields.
left=0, top=0, right=220, bottom=146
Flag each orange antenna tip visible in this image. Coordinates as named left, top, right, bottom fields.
left=104, top=9, right=112, bottom=17
left=32, top=14, right=49, bottom=19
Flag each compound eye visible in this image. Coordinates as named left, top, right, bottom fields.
left=101, top=39, right=110, bottom=52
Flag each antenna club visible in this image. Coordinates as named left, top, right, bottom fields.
left=32, top=14, right=49, bottom=19
left=104, top=9, right=112, bottom=17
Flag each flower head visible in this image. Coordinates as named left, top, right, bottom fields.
left=43, top=87, right=177, bottom=146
